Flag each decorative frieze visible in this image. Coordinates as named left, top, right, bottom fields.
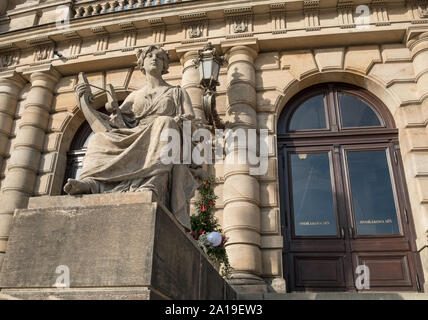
left=120, top=22, right=137, bottom=52
left=92, top=26, right=109, bottom=55
left=270, top=3, right=287, bottom=34
left=64, top=32, right=82, bottom=60
left=409, top=0, right=428, bottom=23
left=149, top=18, right=166, bottom=44
left=0, top=51, right=20, bottom=69
left=179, top=12, right=207, bottom=22
left=188, top=23, right=205, bottom=39
left=224, top=7, right=253, bottom=38
left=34, top=46, right=54, bottom=62
left=123, top=32, right=137, bottom=51
left=338, top=1, right=355, bottom=29
left=180, top=12, right=208, bottom=41
left=371, top=0, right=390, bottom=26
left=304, top=0, right=321, bottom=31
left=27, top=37, right=56, bottom=63
left=418, top=0, right=428, bottom=18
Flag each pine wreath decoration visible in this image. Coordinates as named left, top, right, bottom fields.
left=190, top=176, right=233, bottom=279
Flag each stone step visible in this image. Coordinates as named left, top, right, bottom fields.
left=239, top=292, right=428, bottom=300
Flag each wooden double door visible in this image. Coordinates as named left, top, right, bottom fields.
left=277, top=84, right=423, bottom=292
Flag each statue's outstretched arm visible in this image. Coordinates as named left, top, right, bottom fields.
left=75, top=73, right=112, bottom=133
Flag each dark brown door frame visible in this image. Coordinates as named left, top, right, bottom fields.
left=277, top=83, right=425, bottom=292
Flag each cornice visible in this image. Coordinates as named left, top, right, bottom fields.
left=91, top=26, right=108, bottom=35
left=179, top=12, right=207, bottom=22
left=26, top=36, right=55, bottom=47
left=0, top=0, right=421, bottom=76
left=224, top=7, right=253, bottom=17
left=0, top=43, right=18, bottom=53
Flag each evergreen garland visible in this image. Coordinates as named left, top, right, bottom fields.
left=190, top=176, right=233, bottom=279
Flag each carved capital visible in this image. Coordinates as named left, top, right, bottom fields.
left=222, top=40, right=259, bottom=65
left=221, top=38, right=259, bottom=57
left=175, top=43, right=209, bottom=63
left=406, top=27, right=428, bottom=52
left=0, top=70, right=27, bottom=95
left=22, top=64, right=61, bottom=91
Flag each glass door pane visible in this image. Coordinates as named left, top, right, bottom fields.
left=289, top=152, right=337, bottom=236
left=346, top=149, right=400, bottom=235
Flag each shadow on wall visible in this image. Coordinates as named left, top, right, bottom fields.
left=1, top=0, right=39, bottom=15
left=7, top=0, right=31, bottom=11
left=0, top=0, right=31, bottom=33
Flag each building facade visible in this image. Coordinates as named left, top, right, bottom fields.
left=0, top=0, right=427, bottom=294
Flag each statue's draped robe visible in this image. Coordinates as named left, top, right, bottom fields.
left=79, top=86, right=197, bottom=230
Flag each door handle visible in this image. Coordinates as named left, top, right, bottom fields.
left=340, top=228, right=345, bottom=239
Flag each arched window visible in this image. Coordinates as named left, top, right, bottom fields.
left=277, top=83, right=422, bottom=292
left=64, top=106, right=111, bottom=184
left=64, top=121, right=93, bottom=183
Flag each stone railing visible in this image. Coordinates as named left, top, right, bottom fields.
left=72, top=0, right=195, bottom=18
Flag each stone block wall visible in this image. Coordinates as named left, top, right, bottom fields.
left=0, top=0, right=427, bottom=292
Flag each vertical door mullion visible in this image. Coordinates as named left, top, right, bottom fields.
left=278, top=144, right=294, bottom=292
left=385, top=143, right=406, bottom=237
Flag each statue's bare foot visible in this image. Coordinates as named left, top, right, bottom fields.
left=63, top=179, right=91, bottom=195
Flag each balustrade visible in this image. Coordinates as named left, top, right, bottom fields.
left=72, top=0, right=191, bottom=18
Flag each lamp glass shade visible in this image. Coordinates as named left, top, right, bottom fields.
left=212, top=60, right=220, bottom=82
left=198, top=62, right=204, bottom=81
left=201, top=59, right=213, bottom=81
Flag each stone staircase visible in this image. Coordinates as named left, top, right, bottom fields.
left=238, top=292, right=428, bottom=300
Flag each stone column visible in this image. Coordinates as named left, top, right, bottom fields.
left=0, top=71, right=26, bottom=264
left=221, top=43, right=265, bottom=291
left=407, top=30, right=428, bottom=109
left=179, top=50, right=205, bottom=122
left=406, top=28, right=428, bottom=292
left=0, top=65, right=60, bottom=267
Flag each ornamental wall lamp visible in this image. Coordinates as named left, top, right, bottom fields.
left=194, top=42, right=227, bottom=130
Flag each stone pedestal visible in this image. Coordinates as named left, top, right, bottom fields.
left=0, top=192, right=236, bottom=300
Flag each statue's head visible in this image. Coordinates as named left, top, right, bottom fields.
left=136, top=46, right=170, bottom=75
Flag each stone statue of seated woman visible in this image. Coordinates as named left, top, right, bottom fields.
left=63, top=45, right=204, bottom=230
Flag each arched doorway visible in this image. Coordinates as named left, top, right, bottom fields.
left=277, top=83, right=423, bottom=292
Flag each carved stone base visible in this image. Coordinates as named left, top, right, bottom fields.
left=0, top=192, right=236, bottom=300
left=228, top=273, right=268, bottom=293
